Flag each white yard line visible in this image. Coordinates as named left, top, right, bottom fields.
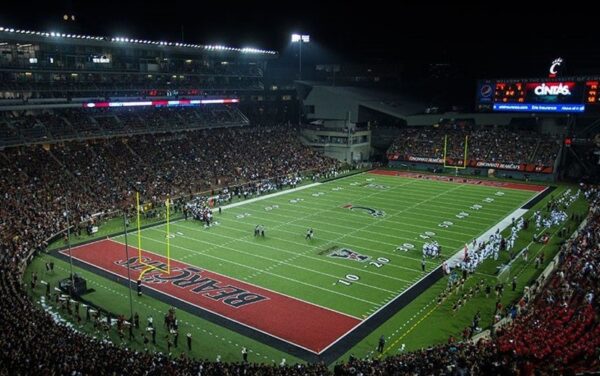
left=181, top=221, right=433, bottom=271
left=228, top=204, right=484, bottom=244
left=174, top=221, right=421, bottom=278
left=236, top=194, right=515, bottom=230
left=218, top=182, right=322, bottom=210
left=143, top=227, right=404, bottom=293
left=113, top=236, right=381, bottom=306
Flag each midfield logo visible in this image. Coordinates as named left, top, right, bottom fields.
left=327, top=247, right=370, bottom=262
left=114, top=257, right=268, bottom=308
left=363, top=183, right=389, bottom=189
left=342, top=204, right=386, bottom=217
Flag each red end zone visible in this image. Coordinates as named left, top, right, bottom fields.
left=61, top=239, right=360, bottom=353
left=369, top=169, right=546, bottom=192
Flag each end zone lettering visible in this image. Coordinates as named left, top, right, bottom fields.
left=115, top=257, right=268, bottom=308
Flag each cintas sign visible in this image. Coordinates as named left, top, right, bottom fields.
left=534, top=83, right=571, bottom=96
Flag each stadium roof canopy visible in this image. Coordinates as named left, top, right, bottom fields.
left=0, top=25, right=277, bottom=56
left=301, top=83, right=427, bottom=124
left=301, top=83, right=581, bottom=127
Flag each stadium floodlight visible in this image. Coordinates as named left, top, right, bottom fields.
left=291, top=33, right=310, bottom=124
left=291, top=33, right=309, bottom=43
left=291, top=33, right=310, bottom=80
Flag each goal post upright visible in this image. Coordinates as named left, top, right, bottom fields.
left=135, top=190, right=171, bottom=280
left=166, top=194, right=171, bottom=274
left=443, top=134, right=469, bottom=173
left=136, top=191, right=142, bottom=263
left=463, top=135, right=469, bottom=168
left=443, top=134, right=448, bottom=168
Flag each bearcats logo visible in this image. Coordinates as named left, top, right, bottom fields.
left=328, top=247, right=370, bottom=262
left=114, top=257, right=268, bottom=308
left=362, top=183, right=389, bottom=189
left=342, top=204, right=386, bottom=217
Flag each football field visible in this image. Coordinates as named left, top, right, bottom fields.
left=60, top=170, right=543, bottom=358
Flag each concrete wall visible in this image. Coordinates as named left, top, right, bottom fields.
left=309, top=143, right=372, bottom=163
left=304, top=86, right=360, bottom=122
left=300, top=128, right=372, bottom=162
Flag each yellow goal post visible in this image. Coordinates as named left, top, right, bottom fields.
left=136, top=191, right=172, bottom=280
left=442, top=135, right=469, bottom=174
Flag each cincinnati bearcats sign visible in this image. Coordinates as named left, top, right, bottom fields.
left=548, top=57, right=563, bottom=78
left=115, top=257, right=268, bottom=308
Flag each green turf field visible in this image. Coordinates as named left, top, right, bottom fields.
left=112, top=172, right=538, bottom=319
left=27, top=172, right=588, bottom=365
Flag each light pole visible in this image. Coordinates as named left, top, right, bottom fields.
left=123, top=213, right=134, bottom=322
left=291, top=34, right=310, bottom=125
left=64, top=197, right=75, bottom=295
left=291, top=34, right=310, bottom=80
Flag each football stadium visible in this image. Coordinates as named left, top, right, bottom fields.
left=1, top=3, right=600, bottom=375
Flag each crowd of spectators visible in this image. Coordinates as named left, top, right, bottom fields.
left=0, top=120, right=340, bottom=374
left=387, top=124, right=561, bottom=166
left=0, top=67, right=264, bottom=101
left=494, top=186, right=600, bottom=373
left=0, top=263, right=331, bottom=375
left=1, top=123, right=340, bottom=244
left=0, top=114, right=596, bottom=374
left=0, top=106, right=248, bottom=147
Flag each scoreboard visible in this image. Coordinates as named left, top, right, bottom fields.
left=477, top=78, right=600, bottom=113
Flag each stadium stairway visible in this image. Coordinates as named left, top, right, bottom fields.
left=528, top=140, right=541, bottom=163
left=46, top=149, right=69, bottom=171
left=122, top=140, right=142, bottom=161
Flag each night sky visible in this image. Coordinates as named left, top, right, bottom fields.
left=1, top=1, right=598, bottom=78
